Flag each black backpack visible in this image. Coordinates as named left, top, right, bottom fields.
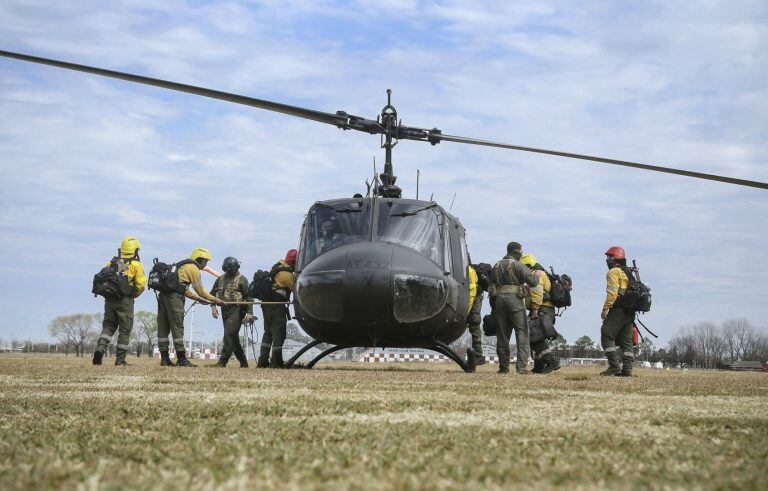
left=148, top=259, right=194, bottom=294
left=92, top=257, right=132, bottom=299
left=482, top=313, right=498, bottom=337
left=617, top=269, right=652, bottom=312
left=473, top=263, right=493, bottom=293
left=248, top=270, right=273, bottom=300
left=547, top=268, right=573, bottom=308
left=249, top=263, right=292, bottom=301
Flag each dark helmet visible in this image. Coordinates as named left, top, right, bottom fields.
left=222, top=256, right=240, bottom=273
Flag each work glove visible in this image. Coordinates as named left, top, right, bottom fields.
left=529, top=309, right=539, bottom=319
left=211, top=306, right=219, bottom=319
left=601, top=309, right=608, bottom=320
left=243, top=313, right=254, bottom=324
left=214, top=297, right=226, bottom=306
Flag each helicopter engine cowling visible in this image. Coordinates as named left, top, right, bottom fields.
left=294, top=242, right=466, bottom=348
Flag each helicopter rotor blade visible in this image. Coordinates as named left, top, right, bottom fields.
left=0, top=49, right=367, bottom=129
left=428, top=132, right=768, bottom=190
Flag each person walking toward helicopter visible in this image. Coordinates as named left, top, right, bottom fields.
left=257, top=249, right=297, bottom=368
left=209, top=257, right=253, bottom=368
left=600, top=246, right=635, bottom=377
left=490, top=242, right=540, bottom=374
left=520, top=253, right=560, bottom=374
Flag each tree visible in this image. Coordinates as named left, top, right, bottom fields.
left=574, top=335, right=595, bottom=358
left=48, top=315, right=76, bottom=356
left=47, top=313, right=99, bottom=357
left=637, top=338, right=655, bottom=362
left=135, top=311, right=158, bottom=357
left=551, top=334, right=569, bottom=359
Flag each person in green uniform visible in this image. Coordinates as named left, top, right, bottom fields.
left=93, top=236, right=146, bottom=366
left=257, top=249, right=296, bottom=368
left=157, top=247, right=224, bottom=367
left=209, top=256, right=253, bottom=368
left=600, top=246, right=635, bottom=377
left=490, top=242, right=540, bottom=374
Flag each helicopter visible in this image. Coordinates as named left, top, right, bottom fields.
left=2, top=50, right=766, bottom=372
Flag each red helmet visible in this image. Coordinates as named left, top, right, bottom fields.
left=605, top=246, right=626, bottom=259
left=285, top=249, right=298, bottom=265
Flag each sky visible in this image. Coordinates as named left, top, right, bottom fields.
left=0, top=0, right=766, bottom=347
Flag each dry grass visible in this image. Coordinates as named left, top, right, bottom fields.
left=0, top=355, right=766, bottom=490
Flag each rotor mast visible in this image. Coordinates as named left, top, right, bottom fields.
left=377, top=89, right=402, bottom=198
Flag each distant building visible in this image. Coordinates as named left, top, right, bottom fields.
left=727, top=361, right=767, bottom=372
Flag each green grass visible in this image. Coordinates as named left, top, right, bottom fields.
left=0, top=356, right=766, bottom=490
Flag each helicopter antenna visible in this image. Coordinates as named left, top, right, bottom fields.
left=416, top=169, right=420, bottom=200
left=449, top=193, right=457, bottom=211
left=429, top=192, right=434, bottom=202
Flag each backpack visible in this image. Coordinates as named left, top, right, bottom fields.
left=546, top=268, right=573, bottom=308
left=617, top=269, right=652, bottom=312
left=148, top=258, right=194, bottom=294
left=473, top=263, right=492, bottom=293
left=92, top=257, right=132, bottom=299
left=482, top=313, right=498, bottom=337
left=248, top=270, right=273, bottom=300
left=249, top=263, right=293, bottom=301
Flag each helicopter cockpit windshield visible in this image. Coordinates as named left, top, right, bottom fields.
left=377, top=202, right=443, bottom=267
left=303, top=200, right=371, bottom=263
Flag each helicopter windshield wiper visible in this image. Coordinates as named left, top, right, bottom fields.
left=390, top=203, right=438, bottom=217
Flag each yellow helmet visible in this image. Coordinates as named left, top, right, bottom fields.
left=120, top=236, right=141, bottom=258
left=520, top=253, right=537, bottom=267
left=190, top=247, right=212, bottom=262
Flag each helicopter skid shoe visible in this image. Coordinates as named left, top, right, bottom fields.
left=431, top=340, right=472, bottom=373
left=284, top=339, right=323, bottom=369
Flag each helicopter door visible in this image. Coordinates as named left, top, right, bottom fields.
left=449, top=222, right=466, bottom=283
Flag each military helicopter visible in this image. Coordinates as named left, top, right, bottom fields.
left=2, top=50, right=766, bottom=372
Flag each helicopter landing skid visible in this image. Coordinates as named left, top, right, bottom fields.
left=283, top=339, right=474, bottom=372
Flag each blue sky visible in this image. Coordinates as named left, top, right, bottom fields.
left=1, top=0, right=766, bottom=346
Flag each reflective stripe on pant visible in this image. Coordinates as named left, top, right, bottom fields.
left=261, top=304, right=287, bottom=362
left=157, top=292, right=186, bottom=353
left=97, top=296, right=135, bottom=358
left=495, top=293, right=530, bottom=373
left=219, top=306, right=246, bottom=364
left=601, top=307, right=635, bottom=355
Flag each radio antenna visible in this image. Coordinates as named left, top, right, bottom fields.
left=449, top=193, right=457, bottom=210
left=416, top=169, right=420, bottom=200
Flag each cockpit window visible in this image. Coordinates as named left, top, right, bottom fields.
left=303, top=200, right=371, bottom=264
left=376, top=202, right=444, bottom=267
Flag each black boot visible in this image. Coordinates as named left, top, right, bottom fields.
left=621, top=355, right=634, bottom=377
left=92, top=350, right=103, bottom=366
left=270, top=351, right=284, bottom=369
left=176, top=351, right=196, bottom=367
left=160, top=351, right=175, bottom=367
left=532, top=359, right=544, bottom=373
left=600, top=350, right=622, bottom=376
left=257, top=345, right=270, bottom=368
left=115, top=359, right=130, bottom=367
left=476, top=355, right=487, bottom=366
left=466, top=348, right=476, bottom=373
left=234, top=349, right=249, bottom=368
left=540, top=357, right=561, bottom=374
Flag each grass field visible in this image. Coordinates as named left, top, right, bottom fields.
left=0, top=356, right=766, bottom=490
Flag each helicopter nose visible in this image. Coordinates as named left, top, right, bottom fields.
left=295, top=243, right=449, bottom=326
left=295, top=243, right=393, bottom=324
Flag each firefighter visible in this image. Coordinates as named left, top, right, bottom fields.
left=257, top=249, right=296, bottom=368
left=157, top=247, right=224, bottom=367
left=600, top=246, right=635, bottom=377
left=490, top=242, right=540, bottom=374
left=92, top=236, right=146, bottom=366
left=466, top=258, right=487, bottom=367
left=520, top=253, right=560, bottom=374
left=209, top=257, right=253, bottom=368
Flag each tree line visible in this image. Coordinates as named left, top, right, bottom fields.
left=44, top=311, right=158, bottom=357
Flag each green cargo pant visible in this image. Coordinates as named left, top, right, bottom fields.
left=601, top=306, right=635, bottom=365
left=219, top=306, right=246, bottom=365
left=97, top=296, right=135, bottom=361
left=530, top=306, right=556, bottom=362
left=495, top=293, right=530, bottom=373
left=467, top=292, right=484, bottom=357
left=260, top=304, right=287, bottom=366
left=157, top=292, right=186, bottom=356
